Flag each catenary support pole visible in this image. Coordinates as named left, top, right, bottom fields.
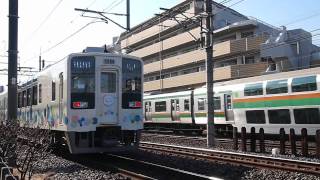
left=8, top=0, right=18, bottom=121
left=206, top=0, right=215, bottom=148
left=126, top=0, right=130, bottom=31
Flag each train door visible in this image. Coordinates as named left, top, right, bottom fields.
left=99, top=70, right=118, bottom=124
left=144, top=101, right=152, bottom=121
left=223, top=93, right=234, bottom=122
left=58, top=73, right=63, bottom=124
left=170, top=99, right=180, bottom=121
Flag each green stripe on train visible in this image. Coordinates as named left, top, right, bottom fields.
left=151, top=113, right=225, bottom=118
left=233, top=98, right=320, bottom=109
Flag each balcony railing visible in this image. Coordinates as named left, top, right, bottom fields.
left=144, top=62, right=269, bottom=92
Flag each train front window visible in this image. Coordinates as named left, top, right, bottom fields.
left=101, top=72, right=116, bottom=93
left=122, top=58, right=142, bottom=109
left=70, top=56, right=95, bottom=109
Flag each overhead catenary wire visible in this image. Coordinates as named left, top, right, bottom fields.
left=22, top=0, right=126, bottom=65
left=22, top=0, right=64, bottom=49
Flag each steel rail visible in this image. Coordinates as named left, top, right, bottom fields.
left=139, top=142, right=320, bottom=176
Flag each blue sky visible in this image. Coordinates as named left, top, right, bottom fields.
left=0, top=0, right=320, bottom=85
left=232, top=0, right=320, bottom=32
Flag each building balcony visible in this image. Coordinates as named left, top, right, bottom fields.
left=143, top=35, right=268, bottom=74
left=120, top=8, right=196, bottom=49
left=144, top=49, right=206, bottom=74
left=144, top=62, right=269, bottom=92
left=129, top=28, right=201, bottom=58
left=136, top=34, right=267, bottom=65
left=214, top=35, right=268, bottom=57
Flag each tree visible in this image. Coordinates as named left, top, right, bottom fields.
left=16, top=125, right=51, bottom=180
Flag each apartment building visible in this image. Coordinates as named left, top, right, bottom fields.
left=119, top=0, right=319, bottom=93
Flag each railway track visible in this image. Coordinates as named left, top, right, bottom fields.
left=63, top=153, right=219, bottom=180
left=139, top=142, right=320, bottom=176
left=142, top=132, right=318, bottom=153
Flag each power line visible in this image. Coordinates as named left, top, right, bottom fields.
left=22, top=0, right=64, bottom=48
left=70, top=0, right=99, bottom=23
left=22, top=0, right=126, bottom=65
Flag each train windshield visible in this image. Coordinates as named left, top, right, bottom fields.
left=122, top=58, right=142, bottom=109
left=70, top=56, right=95, bottom=109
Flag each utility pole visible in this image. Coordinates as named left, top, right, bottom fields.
left=8, top=0, right=18, bottom=122
left=205, top=0, right=215, bottom=147
left=126, top=0, right=130, bottom=31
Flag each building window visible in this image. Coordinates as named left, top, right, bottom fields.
left=290, top=42, right=299, bottom=55
left=246, top=110, right=266, bottom=124
left=241, top=31, right=254, bottom=38
left=171, top=72, right=179, bottom=77
left=155, top=101, right=166, bottom=112
left=268, top=109, right=291, bottom=124
left=266, top=79, right=288, bottom=94
left=292, top=76, right=317, bottom=92
left=244, top=83, right=263, bottom=96
left=243, top=56, right=255, bottom=64
left=294, top=108, right=320, bottom=124
left=161, top=74, right=170, bottom=79
left=198, top=98, right=206, bottom=111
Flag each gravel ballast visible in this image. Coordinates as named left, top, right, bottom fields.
left=138, top=133, right=320, bottom=180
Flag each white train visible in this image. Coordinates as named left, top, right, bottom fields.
left=0, top=49, right=144, bottom=154
left=144, top=67, right=320, bottom=135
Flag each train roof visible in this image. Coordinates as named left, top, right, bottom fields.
left=144, top=89, right=191, bottom=100
left=213, top=67, right=320, bottom=87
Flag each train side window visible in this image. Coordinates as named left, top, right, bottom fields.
left=244, top=83, right=263, bottom=96
left=22, top=90, right=26, bottom=107
left=145, top=101, right=151, bottom=112
left=266, top=79, right=288, bottom=94
left=294, top=108, right=320, bottom=124
left=32, top=85, right=38, bottom=105
left=38, top=84, right=42, bottom=103
left=246, top=110, right=266, bottom=124
left=214, top=97, right=221, bottom=110
left=268, top=109, right=290, bottom=124
left=18, top=92, right=22, bottom=108
left=155, top=101, right=166, bottom=112
left=198, top=98, right=206, bottom=111
left=292, top=76, right=317, bottom=92
left=52, top=81, right=56, bottom=101
left=184, top=99, right=190, bottom=111
left=171, top=99, right=180, bottom=111
left=27, top=88, right=31, bottom=106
